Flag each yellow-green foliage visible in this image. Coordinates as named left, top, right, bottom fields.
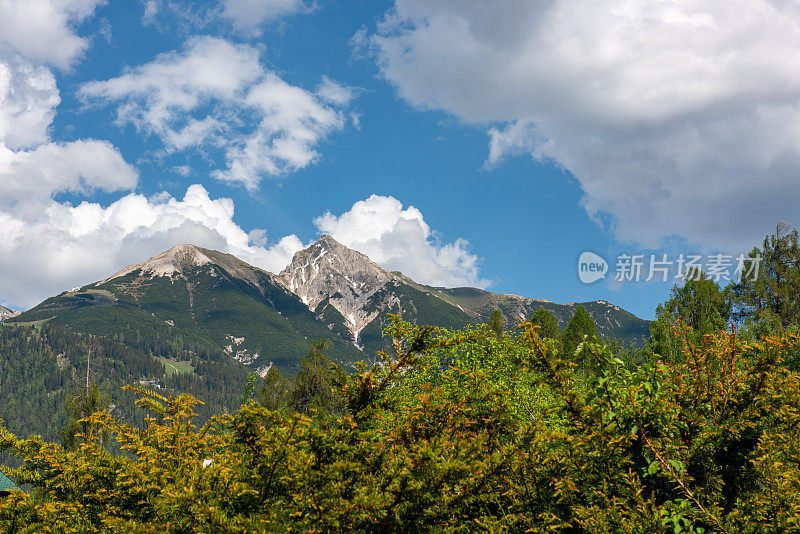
left=1, top=317, right=800, bottom=532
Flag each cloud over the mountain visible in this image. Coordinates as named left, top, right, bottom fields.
left=0, top=19, right=311, bottom=309
left=80, top=36, right=356, bottom=190
left=0, top=183, right=305, bottom=309
left=0, top=188, right=490, bottom=310
left=0, top=5, right=486, bottom=309
left=314, top=195, right=488, bottom=289
left=362, top=0, right=800, bottom=250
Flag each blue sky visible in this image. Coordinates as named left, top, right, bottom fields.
left=2, top=0, right=799, bottom=318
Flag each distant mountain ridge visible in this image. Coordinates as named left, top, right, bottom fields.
left=414, top=285, right=649, bottom=343
left=10, top=237, right=650, bottom=375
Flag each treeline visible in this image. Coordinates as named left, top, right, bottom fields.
left=648, top=222, right=800, bottom=367
left=522, top=222, right=800, bottom=371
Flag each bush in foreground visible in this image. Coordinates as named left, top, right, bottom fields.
left=1, top=318, right=799, bottom=532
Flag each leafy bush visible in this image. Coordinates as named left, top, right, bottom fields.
left=1, top=317, right=800, bottom=532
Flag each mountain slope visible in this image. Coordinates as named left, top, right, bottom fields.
left=416, top=286, right=650, bottom=344
left=0, top=321, right=252, bottom=468
left=275, top=236, right=649, bottom=353
left=13, top=244, right=364, bottom=375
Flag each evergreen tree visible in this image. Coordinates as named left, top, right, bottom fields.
left=561, top=306, right=597, bottom=361
left=256, top=367, right=289, bottom=410
left=530, top=308, right=559, bottom=340
left=289, top=340, right=345, bottom=415
left=60, top=383, right=110, bottom=451
left=733, top=222, right=800, bottom=330
left=650, top=268, right=732, bottom=361
left=487, top=309, right=504, bottom=339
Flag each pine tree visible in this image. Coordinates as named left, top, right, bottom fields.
left=530, top=308, right=559, bottom=340
left=650, top=268, right=731, bottom=362
left=488, top=309, right=504, bottom=339
left=561, top=306, right=597, bottom=361
left=290, top=339, right=345, bottom=415
left=60, top=383, right=110, bottom=451
left=733, top=222, right=800, bottom=330
left=257, top=367, right=289, bottom=410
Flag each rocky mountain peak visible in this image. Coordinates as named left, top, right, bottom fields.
left=102, top=244, right=272, bottom=292
left=0, top=305, right=21, bottom=321
left=315, top=233, right=342, bottom=249
left=105, top=244, right=214, bottom=281
left=277, top=235, right=394, bottom=344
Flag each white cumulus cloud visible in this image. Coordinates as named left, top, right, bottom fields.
left=222, top=0, right=310, bottom=34
left=0, top=54, right=60, bottom=149
left=314, top=195, right=488, bottom=288
left=213, top=72, right=352, bottom=187
left=80, top=36, right=355, bottom=190
left=0, top=0, right=106, bottom=69
left=0, top=183, right=305, bottom=309
left=0, top=7, right=480, bottom=308
left=0, top=188, right=489, bottom=310
left=0, top=13, right=311, bottom=309
left=0, top=0, right=107, bottom=149
left=0, top=140, right=138, bottom=217
left=364, top=0, right=800, bottom=250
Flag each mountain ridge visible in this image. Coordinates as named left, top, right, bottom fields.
left=10, top=237, right=650, bottom=375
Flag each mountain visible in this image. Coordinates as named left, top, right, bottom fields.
left=402, top=285, right=650, bottom=344
left=274, top=235, right=649, bottom=355
left=275, top=235, right=474, bottom=356
left=10, top=237, right=650, bottom=377
left=0, top=305, right=20, bottom=321
left=12, top=244, right=363, bottom=376
left=277, top=235, right=394, bottom=344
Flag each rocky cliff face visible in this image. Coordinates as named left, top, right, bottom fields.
left=276, top=235, right=394, bottom=343
left=0, top=305, right=20, bottom=321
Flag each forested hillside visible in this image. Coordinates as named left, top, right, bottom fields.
left=0, top=323, right=248, bottom=456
